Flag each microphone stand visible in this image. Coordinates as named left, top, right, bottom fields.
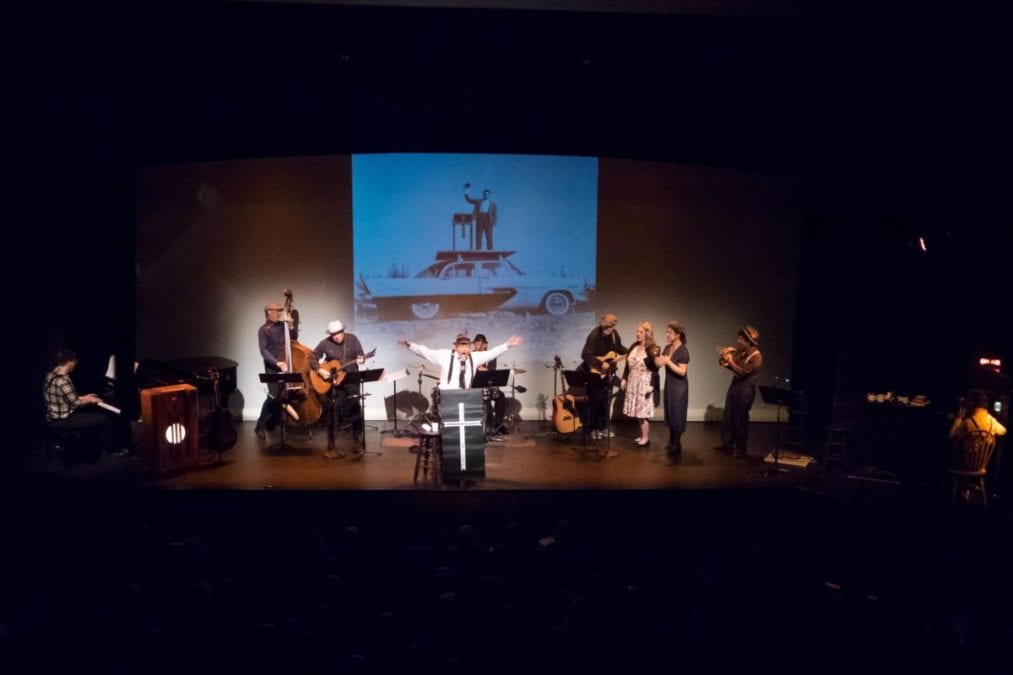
left=380, top=375, right=402, bottom=437
left=324, top=367, right=346, bottom=459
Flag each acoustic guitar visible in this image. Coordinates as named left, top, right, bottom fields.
left=589, top=350, right=626, bottom=378
left=309, top=348, right=377, bottom=395
left=551, top=355, right=583, bottom=434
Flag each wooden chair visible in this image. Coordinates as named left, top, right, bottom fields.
left=949, top=429, right=997, bottom=510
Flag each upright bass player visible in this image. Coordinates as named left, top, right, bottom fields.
left=255, top=299, right=296, bottom=439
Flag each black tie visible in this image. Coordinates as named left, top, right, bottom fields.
left=459, top=361, right=466, bottom=389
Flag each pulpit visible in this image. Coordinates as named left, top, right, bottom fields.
left=438, top=388, right=486, bottom=480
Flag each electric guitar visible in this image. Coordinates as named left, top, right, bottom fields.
left=551, top=355, right=584, bottom=434
left=309, top=348, right=377, bottom=395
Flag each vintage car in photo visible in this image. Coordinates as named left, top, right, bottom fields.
left=357, top=250, right=592, bottom=320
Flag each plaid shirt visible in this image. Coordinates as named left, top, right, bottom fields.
left=44, top=368, right=80, bottom=421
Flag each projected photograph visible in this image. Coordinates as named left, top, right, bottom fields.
left=352, top=154, right=597, bottom=322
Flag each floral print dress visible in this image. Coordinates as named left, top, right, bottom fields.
left=623, top=344, right=655, bottom=419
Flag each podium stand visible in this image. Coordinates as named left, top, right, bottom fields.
left=141, top=384, right=199, bottom=475
left=258, top=372, right=305, bottom=452
left=344, top=368, right=384, bottom=458
left=439, top=388, right=486, bottom=481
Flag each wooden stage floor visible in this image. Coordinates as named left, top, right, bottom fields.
left=17, top=420, right=825, bottom=492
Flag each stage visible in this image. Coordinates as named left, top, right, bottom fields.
left=19, top=420, right=829, bottom=492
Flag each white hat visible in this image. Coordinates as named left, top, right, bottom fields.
left=326, top=320, right=345, bottom=334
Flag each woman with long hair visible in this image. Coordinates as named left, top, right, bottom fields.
left=621, top=321, right=661, bottom=446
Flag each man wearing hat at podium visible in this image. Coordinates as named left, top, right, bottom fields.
left=717, top=324, right=763, bottom=458
left=311, top=320, right=366, bottom=457
left=255, top=300, right=297, bottom=439
left=399, top=333, right=522, bottom=390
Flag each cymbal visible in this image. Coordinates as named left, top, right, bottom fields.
left=512, top=368, right=527, bottom=374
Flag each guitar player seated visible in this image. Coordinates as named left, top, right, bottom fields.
left=580, top=313, right=628, bottom=439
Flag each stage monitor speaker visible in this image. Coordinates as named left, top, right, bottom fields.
left=141, top=384, right=199, bottom=475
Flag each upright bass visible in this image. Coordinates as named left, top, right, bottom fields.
left=278, top=289, right=323, bottom=425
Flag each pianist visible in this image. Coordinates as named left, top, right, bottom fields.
left=43, top=349, right=125, bottom=456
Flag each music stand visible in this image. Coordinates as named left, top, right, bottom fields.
left=471, top=369, right=510, bottom=389
left=258, top=372, right=305, bottom=452
left=343, top=368, right=384, bottom=459
left=759, top=385, right=793, bottom=473
left=562, top=369, right=607, bottom=458
left=322, top=367, right=350, bottom=459
left=472, top=369, right=510, bottom=440
left=380, top=368, right=409, bottom=438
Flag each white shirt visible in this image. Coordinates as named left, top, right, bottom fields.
left=408, top=342, right=510, bottom=390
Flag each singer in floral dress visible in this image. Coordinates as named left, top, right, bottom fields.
left=621, top=322, right=661, bottom=446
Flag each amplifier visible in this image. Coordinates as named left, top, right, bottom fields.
left=141, top=384, right=199, bottom=475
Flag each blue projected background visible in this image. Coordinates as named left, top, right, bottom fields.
left=352, top=153, right=598, bottom=312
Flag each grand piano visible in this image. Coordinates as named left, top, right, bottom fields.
left=134, top=356, right=239, bottom=417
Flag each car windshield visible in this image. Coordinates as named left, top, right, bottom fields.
left=416, top=263, right=444, bottom=278
left=442, top=263, right=475, bottom=278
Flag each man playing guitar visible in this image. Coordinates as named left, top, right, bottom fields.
left=310, top=319, right=366, bottom=457
left=580, top=313, right=628, bottom=439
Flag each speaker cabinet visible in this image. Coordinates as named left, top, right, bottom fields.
left=141, top=384, right=199, bottom=475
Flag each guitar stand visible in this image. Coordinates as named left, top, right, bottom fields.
left=530, top=359, right=561, bottom=440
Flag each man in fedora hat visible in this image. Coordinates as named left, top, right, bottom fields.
left=580, top=313, right=628, bottom=439
left=399, top=332, right=522, bottom=390
left=718, top=324, right=763, bottom=458
left=311, top=320, right=366, bottom=457
left=255, top=300, right=297, bottom=439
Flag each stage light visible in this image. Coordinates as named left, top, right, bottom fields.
left=978, top=357, right=1001, bottom=369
